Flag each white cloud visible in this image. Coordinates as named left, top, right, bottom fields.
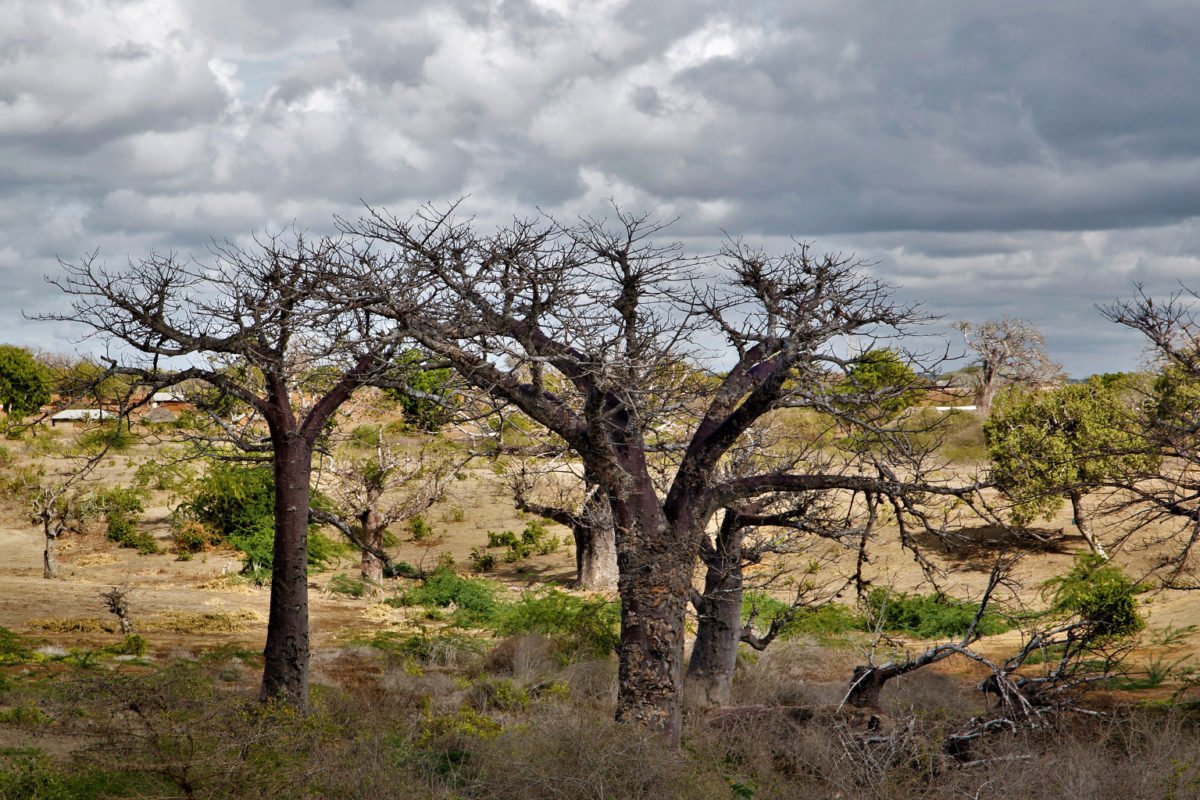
left=1, top=0, right=1199, bottom=376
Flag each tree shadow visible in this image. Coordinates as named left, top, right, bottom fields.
left=914, top=524, right=1072, bottom=570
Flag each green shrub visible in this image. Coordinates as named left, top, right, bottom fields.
left=106, top=634, right=147, bottom=657
left=367, top=630, right=485, bottom=667
left=94, top=486, right=158, bottom=553
left=184, top=461, right=346, bottom=574
left=398, top=566, right=499, bottom=626
left=170, top=519, right=219, bottom=554
left=348, top=423, right=382, bottom=448
left=0, top=752, right=77, bottom=800
left=476, top=520, right=561, bottom=569
left=0, top=626, right=34, bottom=665
left=78, top=421, right=138, bottom=453
left=866, top=589, right=1010, bottom=639
left=489, top=589, right=620, bottom=659
left=741, top=592, right=867, bottom=640
left=1045, top=554, right=1145, bottom=640
left=469, top=546, right=497, bottom=572
left=406, top=515, right=437, bottom=543
left=384, top=560, right=420, bottom=579
left=328, top=574, right=367, bottom=598
left=469, top=677, right=530, bottom=711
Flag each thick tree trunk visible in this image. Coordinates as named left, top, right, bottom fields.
left=576, top=492, right=617, bottom=592
left=360, top=511, right=385, bottom=591
left=686, top=514, right=744, bottom=707
left=1069, top=490, right=1107, bottom=560
left=260, top=436, right=313, bottom=707
left=612, top=490, right=691, bottom=746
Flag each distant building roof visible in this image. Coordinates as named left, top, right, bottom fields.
left=50, top=409, right=114, bottom=422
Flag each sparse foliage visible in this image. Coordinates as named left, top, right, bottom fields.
left=956, top=318, right=1061, bottom=415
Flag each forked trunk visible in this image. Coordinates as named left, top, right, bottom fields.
left=612, top=492, right=691, bottom=746
left=686, top=514, right=745, bottom=707
left=576, top=493, right=618, bottom=592
left=260, top=436, right=314, bottom=707
left=1070, top=490, right=1107, bottom=560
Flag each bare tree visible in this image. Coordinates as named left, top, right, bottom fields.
left=1100, top=286, right=1200, bottom=586
left=314, top=428, right=467, bottom=591
left=43, top=232, right=404, bottom=707
left=956, top=318, right=1061, bottom=415
left=349, top=204, right=974, bottom=743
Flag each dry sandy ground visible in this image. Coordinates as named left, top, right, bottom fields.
left=0, top=434, right=1198, bottom=688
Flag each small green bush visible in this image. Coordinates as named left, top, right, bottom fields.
left=95, top=486, right=158, bottom=553
left=106, top=634, right=147, bottom=657
left=368, top=630, right=485, bottom=667
left=78, top=421, right=138, bottom=453
left=407, top=515, right=437, bottom=542
left=184, top=462, right=347, bottom=574
left=469, top=546, right=497, bottom=572
left=384, top=560, right=420, bottom=579
left=866, top=589, right=1010, bottom=639
left=0, top=626, right=34, bottom=665
left=328, top=574, right=367, bottom=598
left=741, top=592, right=868, bottom=640
left=476, top=520, right=561, bottom=569
left=398, top=566, right=499, bottom=626
left=489, top=589, right=620, bottom=659
left=1045, top=554, right=1145, bottom=640
left=348, top=423, right=382, bottom=448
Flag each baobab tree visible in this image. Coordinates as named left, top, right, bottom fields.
left=350, top=204, right=969, bottom=743
left=500, top=453, right=618, bottom=591
left=956, top=318, right=1061, bottom=415
left=44, top=232, right=404, bottom=706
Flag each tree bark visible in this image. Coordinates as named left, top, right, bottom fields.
left=612, top=490, right=691, bottom=745
left=260, top=435, right=313, bottom=707
left=1069, top=490, right=1107, bottom=560
left=360, top=510, right=385, bottom=591
left=576, top=491, right=618, bottom=592
left=43, top=533, right=57, bottom=580
left=686, top=514, right=744, bottom=707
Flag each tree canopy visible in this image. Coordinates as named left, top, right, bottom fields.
left=985, top=376, right=1155, bottom=557
left=0, top=345, right=50, bottom=419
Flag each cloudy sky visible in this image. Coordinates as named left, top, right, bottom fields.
left=5, top=0, right=1199, bottom=376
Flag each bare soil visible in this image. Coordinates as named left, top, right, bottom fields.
left=1, top=431, right=1197, bottom=693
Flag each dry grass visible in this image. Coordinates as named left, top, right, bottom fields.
left=28, top=616, right=114, bottom=633
left=140, top=608, right=264, bottom=633
left=71, top=553, right=121, bottom=568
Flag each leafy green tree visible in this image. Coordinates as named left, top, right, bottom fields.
left=834, top=347, right=923, bottom=419
left=984, top=377, right=1155, bottom=558
left=384, top=350, right=459, bottom=431
left=0, top=346, right=50, bottom=419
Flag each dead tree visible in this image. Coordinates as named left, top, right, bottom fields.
left=349, top=204, right=972, bottom=744
left=43, top=232, right=405, bottom=707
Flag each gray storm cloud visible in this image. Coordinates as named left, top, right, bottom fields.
left=3, top=0, right=1198, bottom=375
